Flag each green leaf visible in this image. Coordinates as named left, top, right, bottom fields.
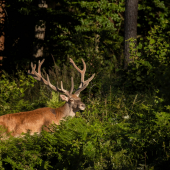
left=138, top=43, right=143, bottom=49
left=150, top=38, right=155, bottom=44
left=136, top=71, right=141, bottom=75
left=137, top=52, right=141, bottom=57
left=136, top=76, right=142, bottom=81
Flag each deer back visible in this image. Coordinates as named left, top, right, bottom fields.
left=0, top=107, right=61, bottom=137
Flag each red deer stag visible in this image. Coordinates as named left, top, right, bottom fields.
left=0, top=58, right=95, bottom=137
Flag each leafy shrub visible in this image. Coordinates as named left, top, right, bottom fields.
left=0, top=117, right=133, bottom=170
left=122, top=25, right=170, bottom=95
left=0, top=71, right=47, bottom=115
left=46, top=91, right=65, bottom=109
left=1, top=91, right=170, bottom=169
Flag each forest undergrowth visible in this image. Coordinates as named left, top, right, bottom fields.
left=0, top=68, right=170, bottom=170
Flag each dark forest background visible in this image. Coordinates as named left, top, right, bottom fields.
left=1, top=0, right=170, bottom=169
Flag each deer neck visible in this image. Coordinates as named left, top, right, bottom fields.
left=60, top=102, right=75, bottom=117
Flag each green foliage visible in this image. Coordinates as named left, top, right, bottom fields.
left=46, top=91, right=65, bottom=109
left=4, top=0, right=170, bottom=96
left=126, top=94, right=170, bottom=169
left=1, top=93, right=170, bottom=169
left=2, top=0, right=170, bottom=169
left=122, top=25, right=170, bottom=94
left=0, top=72, right=35, bottom=115
left=138, top=0, right=170, bottom=35
left=0, top=115, right=132, bottom=169
left=0, top=71, right=48, bottom=115
left=118, top=0, right=170, bottom=95
left=5, top=0, right=125, bottom=96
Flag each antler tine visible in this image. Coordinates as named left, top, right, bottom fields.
left=28, top=63, right=34, bottom=74
left=69, top=58, right=95, bottom=96
left=55, top=80, right=70, bottom=96
left=28, top=59, right=69, bottom=96
left=47, top=74, right=71, bottom=96
left=46, top=74, right=58, bottom=91
left=28, top=62, right=41, bottom=81
left=28, top=59, right=77, bottom=97
left=69, top=77, right=74, bottom=94
left=38, top=59, right=45, bottom=76
left=60, top=81, right=69, bottom=95
left=74, top=73, right=95, bottom=96
left=69, top=58, right=86, bottom=87
left=27, top=62, right=35, bottom=74
left=31, top=60, right=48, bottom=84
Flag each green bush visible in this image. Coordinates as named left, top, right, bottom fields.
left=0, top=71, right=47, bottom=115
left=122, top=25, right=170, bottom=95
left=1, top=92, right=170, bottom=169
left=46, top=91, right=65, bottom=109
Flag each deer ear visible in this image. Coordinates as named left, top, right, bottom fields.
left=60, top=95, right=69, bottom=102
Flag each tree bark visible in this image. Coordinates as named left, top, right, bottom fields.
left=0, top=0, right=5, bottom=73
left=124, top=0, right=138, bottom=69
left=33, top=0, right=48, bottom=58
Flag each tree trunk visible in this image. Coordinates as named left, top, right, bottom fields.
left=124, top=0, right=138, bottom=69
left=0, top=0, right=5, bottom=73
left=33, top=0, right=48, bottom=58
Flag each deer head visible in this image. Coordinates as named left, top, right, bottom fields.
left=28, top=58, right=95, bottom=117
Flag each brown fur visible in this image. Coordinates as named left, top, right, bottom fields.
left=0, top=104, right=72, bottom=137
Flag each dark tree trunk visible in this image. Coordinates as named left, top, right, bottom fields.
left=33, top=0, right=48, bottom=58
left=0, top=0, right=5, bottom=73
left=33, top=0, right=56, bottom=58
left=124, top=0, right=138, bottom=69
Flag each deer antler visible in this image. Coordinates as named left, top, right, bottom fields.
left=69, top=58, right=95, bottom=96
left=28, top=59, right=73, bottom=97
